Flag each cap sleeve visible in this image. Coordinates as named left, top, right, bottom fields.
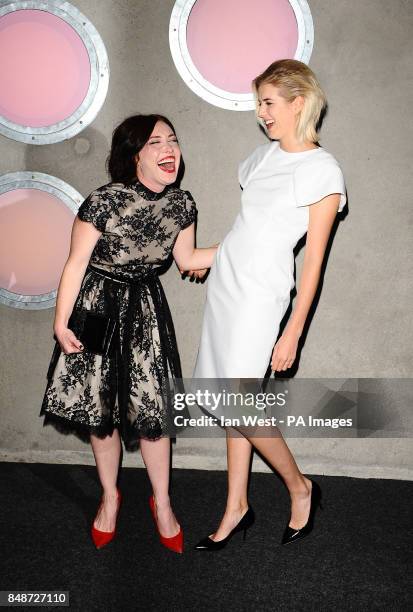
left=77, top=191, right=108, bottom=233
left=293, top=157, right=347, bottom=212
left=180, top=190, right=197, bottom=229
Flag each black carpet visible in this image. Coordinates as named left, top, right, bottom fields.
left=0, top=462, right=411, bottom=612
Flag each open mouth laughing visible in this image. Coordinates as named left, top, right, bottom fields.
left=158, top=156, right=176, bottom=174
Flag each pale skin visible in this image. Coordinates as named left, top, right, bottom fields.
left=197, top=83, right=341, bottom=542
left=54, top=120, right=216, bottom=536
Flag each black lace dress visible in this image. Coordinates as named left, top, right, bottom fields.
left=40, top=179, right=197, bottom=449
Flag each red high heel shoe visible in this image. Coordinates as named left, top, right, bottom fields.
left=91, top=489, right=122, bottom=549
left=149, top=495, right=183, bottom=554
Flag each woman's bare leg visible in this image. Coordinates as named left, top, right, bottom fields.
left=210, top=428, right=311, bottom=540
left=247, top=433, right=312, bottom=529
left=90, top=429, right=121, bottom=532
left=140, top=436, right=180, bottom=537
left=210, top=429, right=252, bottom=541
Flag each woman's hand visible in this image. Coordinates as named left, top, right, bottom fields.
left=54, top=325, right=84, bottom=354
left=271, top=330, right=299, bottom=371
left=179, top=268, right=208, bottom=280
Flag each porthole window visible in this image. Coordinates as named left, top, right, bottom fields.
left=0, top=172, right=82, bottom=309
left=0, top=1, right=109, bottom=143
left=169, top=0, right=314, bottom=110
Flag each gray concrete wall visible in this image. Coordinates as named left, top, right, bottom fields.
left=1, top=0, right=412, bottom=479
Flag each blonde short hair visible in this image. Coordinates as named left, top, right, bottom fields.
left=252, top=59, right=327, bottom=143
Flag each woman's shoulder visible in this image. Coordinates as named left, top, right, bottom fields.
left=293, top=147, right=347, bottom=211
left=163, top=186, right=197, bottom=229
left=77, top=182, right=132, bottom=231
left=166, top=185, right=197, bottom=205
left=238, top=141, right=274, bottom=187
left=240, top=141, right=274, bottom=165
left=85, top=181, right=137, bottom=210
left=88, top=181, right=129, bottom=199
left=293, top=147, right=345, bottom=188
left=296, top=147, right=343, bottom=172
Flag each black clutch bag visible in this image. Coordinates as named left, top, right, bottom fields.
left=67, top=310, right=117, bottom=356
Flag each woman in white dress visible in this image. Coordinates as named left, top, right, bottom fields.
left=193, top=60, right=346, bottom=549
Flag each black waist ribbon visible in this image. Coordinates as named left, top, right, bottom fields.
left=87, top=265, right=185, bottom=443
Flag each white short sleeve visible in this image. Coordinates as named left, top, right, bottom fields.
left=293, top=156, right=347, bottom=212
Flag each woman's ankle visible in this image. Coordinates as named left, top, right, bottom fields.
left=287, top=475, right=312, bottom=496
left=225, top=501, right=249, bottom=514
left=102, top=488, right=118, bottom=502
left=152, top=493, right=171, bottom=510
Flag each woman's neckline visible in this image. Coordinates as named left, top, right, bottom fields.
left=130, top=178, right=170, bottom=201
left=277, top=142, right=322, bottom=155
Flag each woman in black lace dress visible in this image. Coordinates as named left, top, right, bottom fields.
left=41, top=114, right=216, bottom=552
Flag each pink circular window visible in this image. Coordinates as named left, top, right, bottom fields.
left=186, top=0, right=298, bottom=94
left=0, top=9, right=90, bottom=127
left=170, top=0, right=313, bottom=110
left=0, top=188, right=74, bottom=296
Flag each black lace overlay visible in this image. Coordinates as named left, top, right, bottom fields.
left=40, top=180, right=196, bottom=449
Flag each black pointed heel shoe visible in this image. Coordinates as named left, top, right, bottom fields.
left=194, top=506, right=255, bottom=551
left=281, top=479, right=323, bottom=546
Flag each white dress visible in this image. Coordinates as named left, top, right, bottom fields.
left=193, top=140, right=346, bottom=379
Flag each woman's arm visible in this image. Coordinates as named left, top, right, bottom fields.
left=172, top=223, right=218, bottom=271
left=271, top=193, right=340, bottom=371
left=53, top=217, right=102, bottom=354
